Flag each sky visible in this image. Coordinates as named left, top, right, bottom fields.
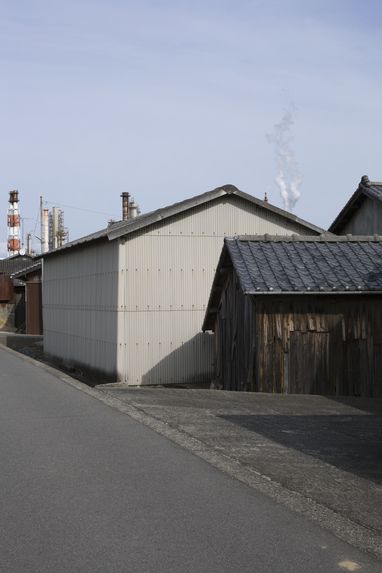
left=1, top=0, right=382, bottom=256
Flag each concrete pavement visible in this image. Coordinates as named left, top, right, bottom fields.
left=97, top=386, right=382, bottom=559
left=1, top=344, right=381, bottom=572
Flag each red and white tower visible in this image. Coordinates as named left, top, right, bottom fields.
left=7, top=190, right=21, bottom=255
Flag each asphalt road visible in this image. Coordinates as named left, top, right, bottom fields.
left=0, top=346, right=380, bottom=572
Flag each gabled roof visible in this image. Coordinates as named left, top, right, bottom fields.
left=329, top=175, right=382, bottom=233
left=203, top=235, right=382, bottom=331
left=41, top=184, right=324, bottom=258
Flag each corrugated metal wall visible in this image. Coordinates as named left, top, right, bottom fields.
left=43, top=240, right=119, bottom=378
left=118, top=196, right=313, bottom=384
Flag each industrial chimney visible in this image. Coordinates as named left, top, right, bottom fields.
left=129, top=198, right=139, bottom=219
left=42, top=208, right=49, bottom=253
left=121, top=192, right=130, bottom=221
left=7, top=190, right=21, bottom=255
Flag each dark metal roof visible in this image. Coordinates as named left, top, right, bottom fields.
left=329, top=175, right=382, bottom=233
left=41, top=184, right=324, bottom=258
left=11, top=260, right=42, bottom=280
left=0, top=255, right=34, bottom=276
left=203, top=235, right=382, bottom=331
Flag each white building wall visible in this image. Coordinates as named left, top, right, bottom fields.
left=118, top=195, right=314, bottom=384
left=43, top=240, right=119, bottom=378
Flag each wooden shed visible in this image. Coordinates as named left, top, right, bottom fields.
left=329, top=175, right=382, bottom=235
left=42, top=185, right=323, bottom=385
left=203, top=235, right=382, bottom=397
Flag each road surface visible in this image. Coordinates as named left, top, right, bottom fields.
left=0, top=346, right=379, bottom=572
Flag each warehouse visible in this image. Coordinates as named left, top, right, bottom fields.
left=42, top=185, right=322, bottom=385
left=203, top=235, right=382, bottom=396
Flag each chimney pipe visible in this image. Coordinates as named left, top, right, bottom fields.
left=129, top=198, right=139, bottom=219
left=42, top=208, right=49, bottom=253
left=121, top=192, right=130, bottom=221
left=26, top=233, right=32, bottom=255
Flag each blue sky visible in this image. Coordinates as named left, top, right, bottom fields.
left=1, top=0, right=382, bottom=255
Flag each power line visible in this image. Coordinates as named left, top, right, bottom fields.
left=44, top=200, right=116, bottom=218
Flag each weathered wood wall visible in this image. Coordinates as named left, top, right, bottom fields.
left=214, top=270, right=256, bottom=391
left=255, top=296, right=382, bottom=397
left=214, top=288, right=382, bottom=397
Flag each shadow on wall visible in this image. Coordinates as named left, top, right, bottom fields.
left=219, top=413, right=382, bottom=485
left=141, top=332, right=214, bottom=386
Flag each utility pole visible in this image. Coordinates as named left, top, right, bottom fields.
left=40, top=196, right=49, bottom=254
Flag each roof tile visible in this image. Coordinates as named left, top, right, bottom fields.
left=226, top=236, right=382, bottom=293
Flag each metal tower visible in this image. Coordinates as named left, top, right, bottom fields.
left=7, top=190, right=21, bottom=255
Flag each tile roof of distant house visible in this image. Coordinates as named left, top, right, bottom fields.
left=203, top=234, right=382, bottom=330
left=0, top=254, right=34, bottom=275
left=11, top=260, right=42, bottom=280
left=40, top=184, right=325, bottom=258
left=329, top=175, right=382, bottom=233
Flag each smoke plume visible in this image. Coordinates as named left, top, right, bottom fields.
left=267, top=107, right=302, bottom=211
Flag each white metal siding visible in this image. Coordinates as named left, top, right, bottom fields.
left=118, top=196, right=312, bottom=384
left=43, top=240, right=119, bottom=377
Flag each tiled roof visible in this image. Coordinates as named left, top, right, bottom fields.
left=329, top=175, right=382, bottom=233
left=363, top=182, right=382, bottom=202
left=226, top=235, right=382, bottom=294
left=203, top=235, right=382, bottom=330
left=11, top=260, right=42, bottom=280
left=0, top=255, right=34, bottom=276
left=41, top=184, right=324, bottom=258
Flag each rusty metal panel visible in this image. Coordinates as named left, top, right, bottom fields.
left=26, top=282, right=43, bottom=335
left=0, top=275, right=13, bottom=302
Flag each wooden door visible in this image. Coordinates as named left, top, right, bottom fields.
left=26, top=282, right=43, bottom=335
left=288, top=331, right=331, bottom=394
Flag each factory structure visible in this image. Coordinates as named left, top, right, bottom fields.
left=0, top=190, right=69, bottom=334
left=3, top=191, right=69, bottom=257
left=40, top=197, right=69, bottom=254
left=7, top=190, right=21, bottom=255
